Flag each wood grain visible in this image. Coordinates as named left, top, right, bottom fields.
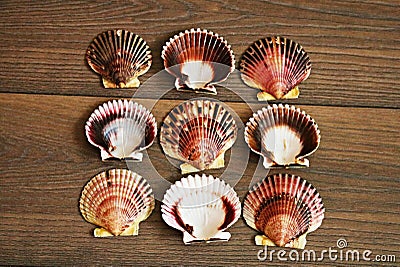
left=0, top=0, right=399, bottom=108
left=0, top=94, right=399, bottom=266
left=1, top=0, right=399, bottom=265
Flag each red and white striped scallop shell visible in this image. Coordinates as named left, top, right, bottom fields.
left=240, top=36, right=311, bottom=101
left=86, top=29, right=152, bottom=88
left=160, top=99, right=237, bottom=174
left=161, top=174, right=241, bottom=244
left=243, top=173, right=325, bottom=248
left=79, top=169, right=155, bottom=237
left=85, top=99, right=157, bottom=161
left=245, top=104, right=320, bottom=168
left=162, top=28, right=235, bottom=94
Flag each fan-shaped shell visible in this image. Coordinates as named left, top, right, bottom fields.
left=161, top=174, right=241, bottom=244
left=245, top=104, right=320, bottom=168
left=86, top=29, right=152, bottom=88
left=243, top=173, right=324, bottom=248
left=240, top=36, right=311, bottom=101
left=161, top=28, right=235, bottom=94
left=160, top=99, right=237, bottom=174
left=79, top=169, right=155, bottom=237
left=85, top=99, right=157, bottom=161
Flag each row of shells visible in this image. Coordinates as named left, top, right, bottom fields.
left=86, top=99, right=320, bottom=171
left=86, top=29, right=311, bottom=100
left=81, top=98, right=323, bottom=248
left=80, top=170, right=324, bottom=249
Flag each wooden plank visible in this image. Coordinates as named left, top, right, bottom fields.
left=0, top=93, right=398, bottom=266
left=0, top=1, right=399, bottom=107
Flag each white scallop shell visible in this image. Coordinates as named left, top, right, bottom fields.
left=85, top=99, right=157, bottom=161
left=160, top=99, right=237, bottom=174
left=86, top=29, right=152, bottom=88
left=161, top=28, right=235, bottom=94
left=161, top=174, right=241, bottom=244
left=79, top=169, right=155, bottom=237
left=245, top=104, right=320, bottom=168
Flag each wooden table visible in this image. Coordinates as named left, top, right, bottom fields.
left=1, top=1, right=399, bottom=266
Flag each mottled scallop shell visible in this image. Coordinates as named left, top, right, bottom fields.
left=85, top=99, right=157, bottom=161
left=245, top=104, right=320, bottom=168
left=79, top=169, right=155, bottom=237
left=243, top=173, right=324, bottom=248
left=86, top=29, right=152, bottom=88
left=161, top=28, right=235, bottom=94
left=240, top=36, right=311, bottom=101
left=160, top=99, right=237, bottom=174
left=161, top=174, right=241, bottom=244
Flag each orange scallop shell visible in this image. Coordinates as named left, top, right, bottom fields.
left=240, top=36, right=311, bottom=100
left=243, top=173, right=324, bottom=248
left=79, top=169, right=155, bottom=237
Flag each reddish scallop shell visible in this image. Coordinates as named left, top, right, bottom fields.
left=160, top=99, right=237, bottom=174
left=86, top=29, right=152, bottom=88
left=240, top=36, right=311, bottom=101
left=161, top=174, right=241, bottom=244
left=243, top=173, right=324, bottom=248
left=161, top=28, right=235, bottom=94
left=79, top=169, right=155, bottom=237
left=245, top=104, right=320, bottom=168
left=85, top=99, right=157, bottom=161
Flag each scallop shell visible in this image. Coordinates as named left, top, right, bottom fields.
left=161, top=28, right=235, bottom=94
left=161, top=174, right=241, bottom=244
left=160, top=99, right=237, bottom=174
left=79, top=169, right=155, bottom=237
left=85, top=99, right=157, bottom=161
left=240, top=36, right=311, bottom=101
left=86, top=29, right=152, bottom=88
left=243, top=173, right=324, bottom=248
left=245, top=104, right=320, bottom=168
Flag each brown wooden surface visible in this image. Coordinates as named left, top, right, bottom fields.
left=0, top=1, right=399, bottom=266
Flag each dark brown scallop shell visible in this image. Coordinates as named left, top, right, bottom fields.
left=86, top=29, right=152, bottom=88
